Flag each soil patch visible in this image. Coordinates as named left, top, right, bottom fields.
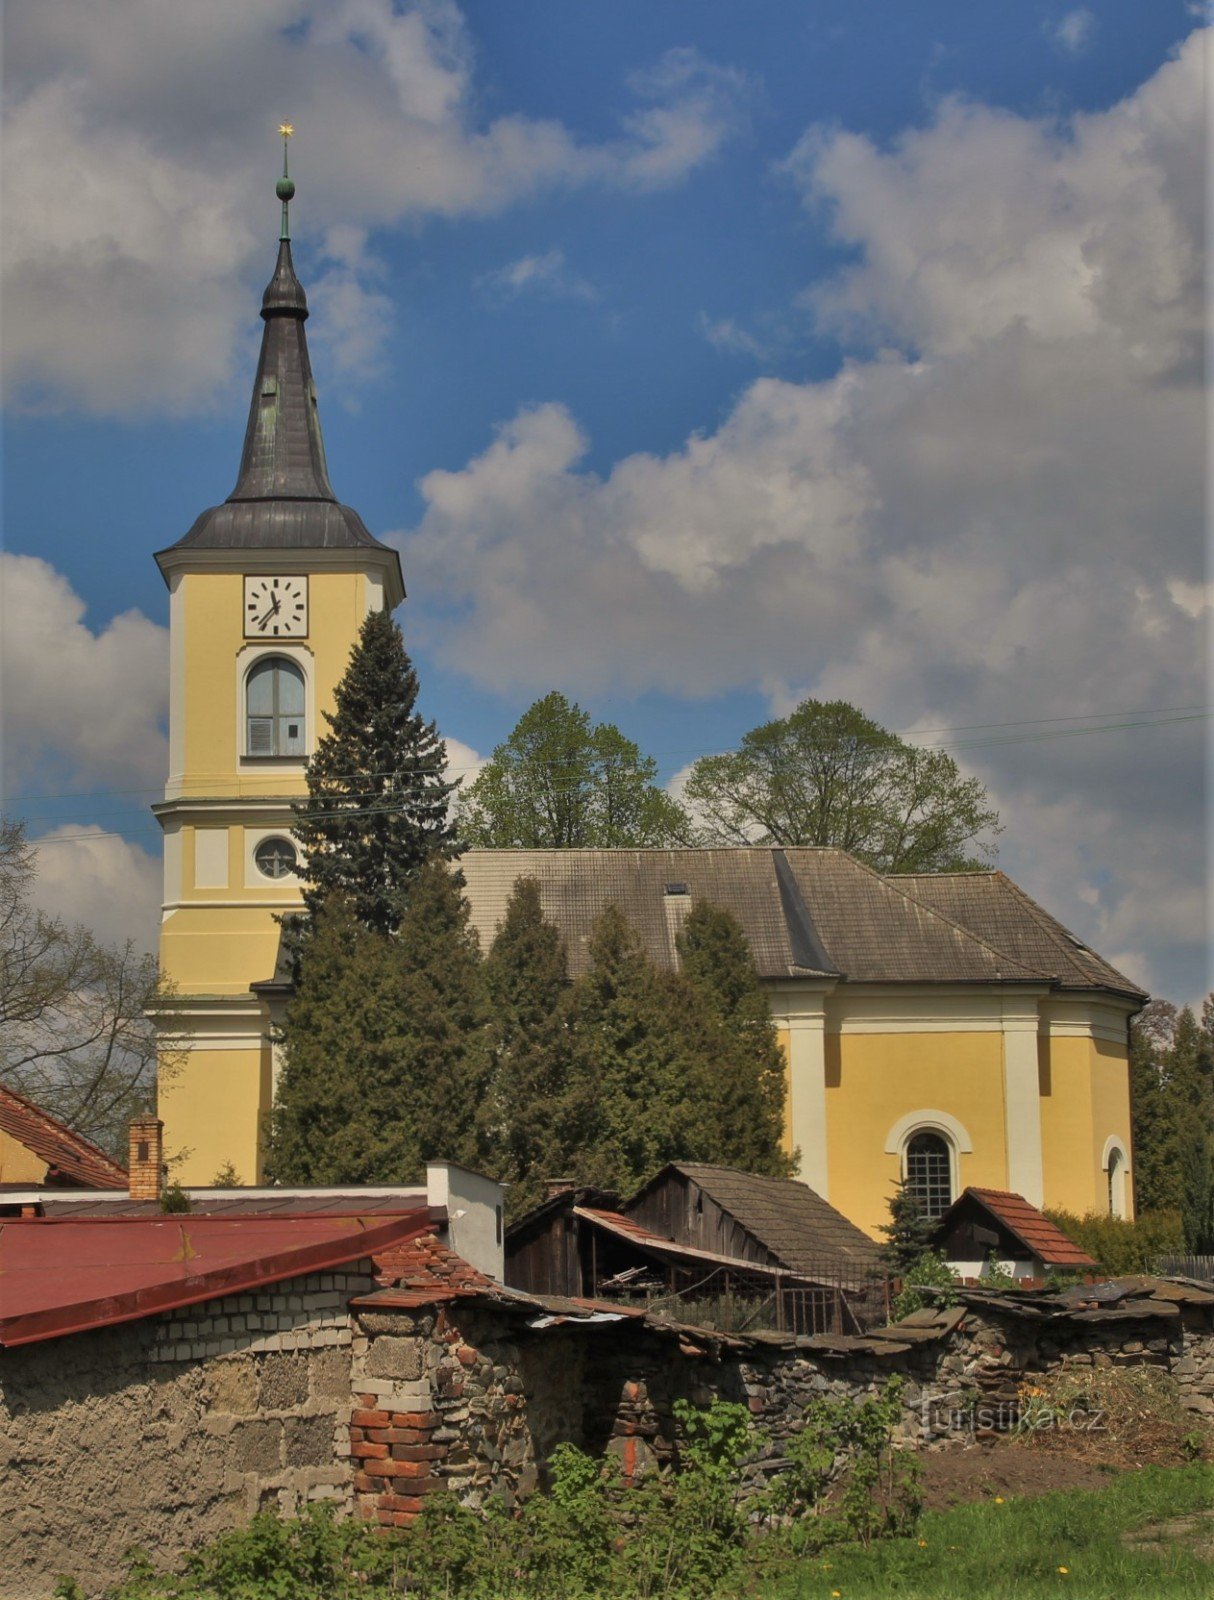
left=918, top=1443, right=1118, bottom=1511
left=1124, top=1509, right=1214, bottom=1561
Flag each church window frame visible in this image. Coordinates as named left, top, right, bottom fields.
left=237, top=643, right=315, bottom=764
left=1102, top=1136, right=1129, bottom=1219
left=884, top=1110, right=971, bottom=1224
left=903, top=1130, right=955, bottom=1222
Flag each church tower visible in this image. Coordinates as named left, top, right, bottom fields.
left=153, top=137, right=404, bottom=1184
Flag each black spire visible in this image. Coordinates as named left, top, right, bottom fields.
left=156, top=129, right=403, bottom=592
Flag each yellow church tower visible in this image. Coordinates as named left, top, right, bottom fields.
left=152, top=137, right=404, bottom=1184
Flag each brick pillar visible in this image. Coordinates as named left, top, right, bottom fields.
left=128, top=1117, right=164, bottom=1201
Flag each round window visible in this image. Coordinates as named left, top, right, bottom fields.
left=254, top=837, right=298, bottom=880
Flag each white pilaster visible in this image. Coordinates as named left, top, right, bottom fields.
left=1002, top=996, right=1045, bottom=1206
left=772, top=983, right=834, bottom=1197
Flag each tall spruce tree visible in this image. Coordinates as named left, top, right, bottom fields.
left=293, top=609, right=456, bottom=936
left=267, top=860, right=490, bottom=1183
left=676, top=900, right=794, bottom=1179
left=879, top=1180, right=936, bottom=1273
left=481, top=878, right=575, bottom=1217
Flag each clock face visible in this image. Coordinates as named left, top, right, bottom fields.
left=244, top=575, right=308, bottom=638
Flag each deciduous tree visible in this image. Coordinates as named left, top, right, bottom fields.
left=683, top=699, right=1000, bottom=873
left=457, top=692, right=690, bottom=848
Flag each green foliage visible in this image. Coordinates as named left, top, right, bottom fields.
left=210, top=1162, right=241, bottom=1188
left=980, top=1251, right=1017, bottom=1289
left=1130, top=998, right=1214, bottom=1251
left=159, top=1182, right=191, bottom=1215
left=267, top=864, right=490, bottom=1184
left=879, top=1180, right=937, bottom=1273
left=457, top=691, right=691, bottom=848
left=892, top=1251, right=959, bottom=1320
left=1044, top=1207, right=1185, bottom=1276
left=292, top=609, right=456, bottom=938
left=480, top=878, right=577, bottom=1218
left=682, top=698, right=1000, bottom=871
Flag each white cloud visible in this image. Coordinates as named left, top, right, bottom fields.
left=28, top=827, right=162, bottom=954
left=477, top=250, right=599, bottom=304
left=394, top=31, right=1206, bottom=996
left=1048, top=8, right=1096, bottom=55
left=0, top=554, right=168, bottom=793
left=444, top=736, right=486, bottom=789
left=2, top=4, right=747, bottom=412
left=699, top=314, right=768, bottom=359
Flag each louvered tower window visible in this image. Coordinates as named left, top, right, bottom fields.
left=905, top=1131, right=953, bottom=1222
left=246, top=657, right=305, bottom=756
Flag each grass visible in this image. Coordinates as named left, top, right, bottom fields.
left=760, top=1462, right=1214, bottom=1600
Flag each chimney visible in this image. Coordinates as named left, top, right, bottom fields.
left=128, top=1117, right=164, bottom=1202
left=545, top=1178, right=575, bottom=1201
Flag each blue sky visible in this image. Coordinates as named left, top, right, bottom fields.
left=1, top=1, right=1206, bottom=1002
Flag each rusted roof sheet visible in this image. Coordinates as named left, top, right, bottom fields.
left=35, top=1190, right=427, bottom=1218
left=456, top=848, right=1124, bottom=991
left=635, top=1163, right=884, bottom=1276
left=891, top=872, right=1146, bottom=998
left=0, top=1084, right=127, bottom=1190
left=0, top=1209, right=430, bottom=1347
left=946, top=1187, right=1099, bottom=1269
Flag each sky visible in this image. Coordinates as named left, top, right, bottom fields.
left=0, top=1, right=1207, bottom=1005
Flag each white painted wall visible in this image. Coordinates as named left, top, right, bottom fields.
left=427, top=1162, right=506, bottom=1281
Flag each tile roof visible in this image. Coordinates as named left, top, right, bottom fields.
left=892, top=872, right=1145, bottom=998
left=0, top=1209, right=432, bottom=1347
left=0, top=1084, right=127, bottom=1190
left=634, top=1163, right=884, bottom=1276
left=456, top=847, right=1135, bottom=995
left=947, top=1188, right=1099, bottom=1270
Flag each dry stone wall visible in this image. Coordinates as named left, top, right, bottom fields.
left=0, top=1264, right=375, bottom=1600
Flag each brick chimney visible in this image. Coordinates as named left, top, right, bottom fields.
left=545, top=1178, right=575, bottom=1201
left=128, top=1117, right=164, bottom=1201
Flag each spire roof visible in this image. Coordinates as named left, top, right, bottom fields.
left=156, top=131, right=403, bottom=596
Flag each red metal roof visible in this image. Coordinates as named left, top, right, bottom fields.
left=0, top=1209, right=430, bottom=1347
left=957, top=1188, right=1099, bottom=1270
left=0, top=1084, right=127, bottom=1189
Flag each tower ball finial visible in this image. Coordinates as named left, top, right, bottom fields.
left=276, top=122, right=295, bottom=239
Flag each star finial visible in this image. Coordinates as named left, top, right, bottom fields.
left=275, top=122, right=296, bottom=241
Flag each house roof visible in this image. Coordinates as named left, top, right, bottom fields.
left=630, top=1163, right=884, bottom=1276
left=0, top=1084, right=128, bottom=1190
left=937, top=1187, right=1099, bottom=1270
left=455, top=848, right=1138, bottom=997
left=0, top=1209, right=430, bottom=1347
left=31, top=1188, right=428, bottom=1218
left=892, top=872, right=1145, bottom=999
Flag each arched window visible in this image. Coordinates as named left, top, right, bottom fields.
left=1106, top=1145, right=1127, bottom=1218
left=246, top=657, right=305, bottom=756
left=905, top=1131, right=953, bottom=1222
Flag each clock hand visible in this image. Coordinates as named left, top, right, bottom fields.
left=257, top=596, right=282, bottom=628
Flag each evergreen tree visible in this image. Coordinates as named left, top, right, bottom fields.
left=481, top=878, right=576, bottom=1217
left=564, top=905, right=704, bottom=1194
left=1129, top=1000, right=1178, bottom=1214
left=267, top=860, right=489, bottom=1183
left=676, top=900, right=794, bottom=1179
left=1171, top=1005, right=1214, bottom=1252
left=879, top=1179, right=936, bottom=1273
left=293, top=609, right=456, bottom=936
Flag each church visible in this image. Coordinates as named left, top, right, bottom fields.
left=153, top=158, right=1145, bottom=1240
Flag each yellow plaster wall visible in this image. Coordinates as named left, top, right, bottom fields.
left=776, top=1026, right=793, bottom=1159
left=179, top=568, right=365, bottom=798
left=1039, top=1035, right=1099, bottom=1216
left=159, top=1042, right=270, bottom=1185
left=824, top=1031, right=1008, bottom=1238
left=160, top=905, right=287, bottom=996
left=0, top=1127, right=48, bottom=1184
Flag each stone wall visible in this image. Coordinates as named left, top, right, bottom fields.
left=0, top=1264, right=376, bottom=1600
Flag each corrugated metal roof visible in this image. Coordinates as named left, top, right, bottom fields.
left=0, top=1210, right=430, bottom=1347
left=456, top=847, right=1117, bottom=989
left=0, top=1085, right=127, bottom=1190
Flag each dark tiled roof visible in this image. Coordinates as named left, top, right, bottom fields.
left=634, top=1163, right=884, bottom=1274
left=0, top=1084, right=127, bottom=1189
left=943, top=1187, right=1099, bottom=1270
left=892, top=872, right=1145, bottom=998
left=156, top=236, right=401, bottom=582
left=457, top=848, right=1109, bottom=990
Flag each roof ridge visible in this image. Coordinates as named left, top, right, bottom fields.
left=831, top=858, right=1046, bottom=982
left=991, top=873, right=1139, bottom=989
left=0, top=1081, right=128, bottom=1180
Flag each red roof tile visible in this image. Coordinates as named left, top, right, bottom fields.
left=958, top=1189, right=1099, bottom=1270
left=0, top=1083, right=127, bottom=1189
left=0, top=1209, right=431, bottom=1347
